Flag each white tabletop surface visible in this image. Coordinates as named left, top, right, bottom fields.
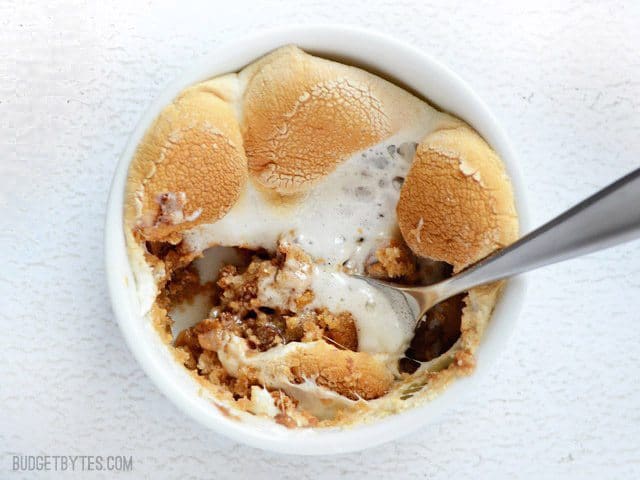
left=2, top=0, right=639, bottom=478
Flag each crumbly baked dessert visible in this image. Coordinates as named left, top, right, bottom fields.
left=124, top=46, right=518, bottom=427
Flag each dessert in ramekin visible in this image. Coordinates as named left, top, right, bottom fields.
left=123, top=45, right=518, bottom=428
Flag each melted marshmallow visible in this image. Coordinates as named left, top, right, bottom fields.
left=309, top=265, right=414, bottom=356
left=217, top=335, right=360, bottom=418
left=245, top=247, right=414, bottom=357
left=183, top=131, right=422, bottom=269
left=182, top=130, right=435, bottom=359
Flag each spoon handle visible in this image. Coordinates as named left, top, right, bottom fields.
left=440, top=166, right=640, bottom=297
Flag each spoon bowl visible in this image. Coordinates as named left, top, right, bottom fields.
left=356, top=166, right=640, bottom=332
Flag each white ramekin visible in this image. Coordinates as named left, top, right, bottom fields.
left=105, top=25, right=529, bottom=455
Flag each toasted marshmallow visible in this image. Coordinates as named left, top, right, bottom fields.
left=240, top=45, right=452, bottom=195
left=125, top=77, right=247, bottom=242
left=215, top=335, right=394, bottom=401
left=397, top=126, right=518, bottom=271
left=284, top=340, right=394, bottom=400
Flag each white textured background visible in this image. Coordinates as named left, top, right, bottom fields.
left=1, top=0, right=639, bottom=478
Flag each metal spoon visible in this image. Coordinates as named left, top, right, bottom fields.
left=357, top=166, right=640, bottom=327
